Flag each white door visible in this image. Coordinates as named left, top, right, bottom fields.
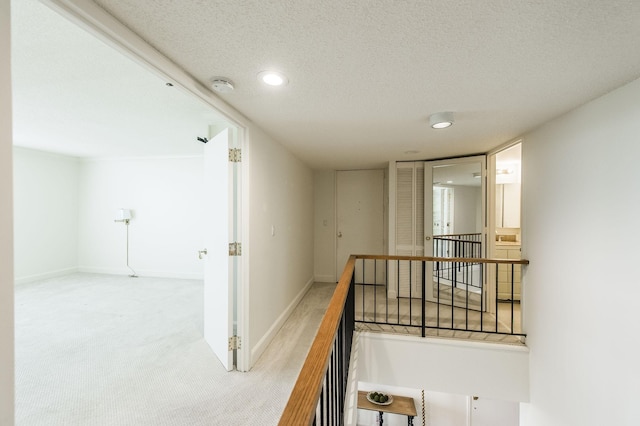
left=336, top=170, right=384, bottom=282
left=424, top=156, right=486, bottom=310
left=202, top=127, right=234, bottom=371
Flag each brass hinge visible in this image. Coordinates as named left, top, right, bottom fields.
left=228, top=335, right=242, bottom=351
left=229, top=242, right=242, bottom=256
left=229, top=148, right=242, bottom=162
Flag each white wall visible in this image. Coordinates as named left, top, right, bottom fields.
left=356, top=383, right=469, bottom=426
left=248, top=125, right=314, bottom=365
left=77, top=156, right=204, bottom=279
left=0, top=1, right=14, bottom=424
left=13, top=148, right=79, bottom=283
left=520, top=77, right=640, bottom=426
left=356, top=332, right=529, bottom=403
left=314, top=170, right=336, bottom=282
left=355, top=383, right=519, bottom=426
left=452, top=185, right=481, bottom=234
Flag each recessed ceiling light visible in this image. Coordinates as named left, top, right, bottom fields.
left=258, top=70, right=288, bottom=86
left=429, top=112, right=454, bottom=129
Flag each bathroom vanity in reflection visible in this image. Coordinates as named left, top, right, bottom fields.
left=495, top=239, right=521, bottom=301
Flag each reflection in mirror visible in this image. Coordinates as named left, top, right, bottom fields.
left=432, top=162, right=482, bottom=237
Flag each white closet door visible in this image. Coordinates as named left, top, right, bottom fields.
left=395, top=162, right=424, bottom=298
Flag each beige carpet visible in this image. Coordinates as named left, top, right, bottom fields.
left=15, top=273, right=336, bottom=425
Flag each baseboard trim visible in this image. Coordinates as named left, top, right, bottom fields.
left=15, top=267, right=78, bottom=285
left=77, top=266, right=203, bottom=280
left=250, top=276, right=315, bottom=367
left=314, top=274, right=336, bottom=283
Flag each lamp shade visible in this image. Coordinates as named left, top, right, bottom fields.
left=115, top=209, right=132, bottom=221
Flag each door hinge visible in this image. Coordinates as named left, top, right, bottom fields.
left=228, top=335, right=242, bottom=351
left=229, top=148, right=242, bottom=162
left=229, top=242, right=242, bottom=256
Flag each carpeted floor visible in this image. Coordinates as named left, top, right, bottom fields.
left=14, top=273, right=336, bottom=426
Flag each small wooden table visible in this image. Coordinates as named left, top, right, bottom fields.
left=357, top=390, right=417, bottom=425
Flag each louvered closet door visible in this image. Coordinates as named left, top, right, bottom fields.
left=395, top=162, right=424, bottom=298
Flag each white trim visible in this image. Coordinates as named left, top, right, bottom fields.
left=360, top=330, right=530, bottom=353
left=14, top=267, right=78, bottom=286
left=487, top=137, right=524, bottom=157
left=81, top=154, right=204, bottom=162
left=77, top=266, right=203, bottom=280
left=235, top=125, right=250, bottom=372
left=250, top=276, right=314, bottom=367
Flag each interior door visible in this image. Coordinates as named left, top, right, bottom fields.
left=424, top=156, right=486, bottom=310
left=336, top=170, right=384, bottom=282
left=202, top=127, right=234, bottom=371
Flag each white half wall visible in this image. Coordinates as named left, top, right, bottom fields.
left=356, top=332, right=529, bottom=403
left=520, top=77, right=640, bottom=426
left=77, top=156, right=205, bottom=279
left=248, top=125, right=314, bottom=366
left=0, top=2, right=14, bottom=424
left=13, top=148, right=79, bottom=284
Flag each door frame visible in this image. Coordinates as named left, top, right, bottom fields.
left=487, top=139, right=523, bottom=313
left=44, top=0, right=251, bottom=371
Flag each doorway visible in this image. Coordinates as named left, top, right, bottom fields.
left=489, top=142, right=522, bottom=303
left=12, top=0, right=247, bottom=378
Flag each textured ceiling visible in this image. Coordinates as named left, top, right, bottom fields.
left=11, top=0, right=221, bottom=159
left=12, top=0, right=640, bottom=169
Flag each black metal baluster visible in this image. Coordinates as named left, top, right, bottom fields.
left=409, top=260, right=412, bottom=325
left=361, top=259, right=365, bottom=322
left=436, top=261, right=441, bottom=328
left=385, top=259, right=389, bottom=324
left=465, top=262, right=469, bottom=331
left=421, top=260, right=426, bottom=338
left=397, top=260, right=400, bottom=325
left=451, top=261, right=456, bottom=329
left=373, top=259, right=377, bottom=323
left=480, top=262, right=485, bottom=332
left=511, top=263, right=515, bottom=334
left=495, top=263, right=499, bottom=333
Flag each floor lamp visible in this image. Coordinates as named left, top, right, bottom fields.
left=114, top=208, right=138, bottom=278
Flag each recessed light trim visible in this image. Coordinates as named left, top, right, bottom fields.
left=258, top=70, right=288, bottom=86
left=429, top=111, right=454, bottom=129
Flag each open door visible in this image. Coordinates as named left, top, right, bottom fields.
left=202, top=127, right=234, bottom=371
left=424, top=156, right=486, bottom=310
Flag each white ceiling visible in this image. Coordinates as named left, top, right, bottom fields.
left=11, top=0, right=221, bottom=159
left=11, top=0, right=640, bottom=169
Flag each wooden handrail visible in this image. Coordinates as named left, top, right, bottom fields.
left=354, top=254, right=529, bottom=265
left=278, top=255, right=357, bottom=426
left=433, top=232, right=482, bottom=238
